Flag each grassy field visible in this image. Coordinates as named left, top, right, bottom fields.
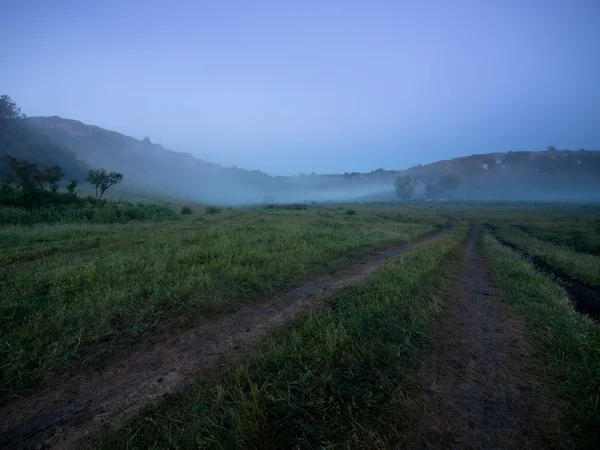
left=483, top=232, right=600, bottom=447
left=0, top=206, right=444, bottom=402
left=491, top=224, right=600, bottom=287
left=2, top=202, right=600, bottom=448
left=96, top=227, right=466, bottom=449
left=514, top=215, right=600, bottom=255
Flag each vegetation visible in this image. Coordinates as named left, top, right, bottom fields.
left=516, top=220, right=600, bottom=255
left=0, top=96, right=87, bottom=179
left=0, top=156, right=174, bottom=225
left=97, top=229, right=464, bottom=448
left=0, top=207, right=443, bottom=401
left=86, top=168, right=124, bottom=199
left=483, top=232, right=600, bottom=446
left=205, top=205, right=222, bottom=214
left=181, top=205, right=193, bottom=215
left=394, top=175, right=414, bottom=200
left=492, top=225, right=600, bottom=287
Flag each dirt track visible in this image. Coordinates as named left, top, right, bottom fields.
left=412, top=224, right=562, bottom=449
left=0, top=227, right=449, bottom=449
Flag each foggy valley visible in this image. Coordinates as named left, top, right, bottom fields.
left=1, top=1, right=599, bottom=449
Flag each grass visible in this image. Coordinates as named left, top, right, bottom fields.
left=492, top=225, right=600, bottom=287
left=516, top=219, right=600, bottom=255
left=96, top=227, right=465, bottom=449
left=0, top=206, right=445, bottom=403
left=483, top=232, right=600, bottom=448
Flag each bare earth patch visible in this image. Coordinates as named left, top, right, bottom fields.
left=410, top=224, right=565, bottom=449
left=0, top=227, right=448, bottom=449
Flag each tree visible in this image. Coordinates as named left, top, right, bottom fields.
left=3, top=155, right=64, bottom=192
left=0, top=95, right=23, bottom=121
left=547, top=145, right=558, bottom=152
left=425, top=180, right=440, bottom=200
left=438, top=174, right=461, bottom=199
left=394, top=176, right=414, bottom=201
left=36, top=164, right=64, bottom=192
left=66, top=179, right=78, bottom=194
left=86, top=168, right=123, bottom=199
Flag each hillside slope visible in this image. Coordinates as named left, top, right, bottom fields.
left=17, top=116, right=600, bottom=203
left=28, top=117, right=400, bottom=203
left=396, top=150, right=600, bottom=201
left=0, top=118, right=88, bottom=180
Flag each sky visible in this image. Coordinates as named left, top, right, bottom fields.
left=1, top=0, right=599, bottom=175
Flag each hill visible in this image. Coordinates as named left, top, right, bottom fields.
left=3, top=114, right=597, bottom=204
left=0, top=118, right=88, bottom=181
left=27, top=116, right=400, bottom=203
left=393, top=149, right=600, bottom=201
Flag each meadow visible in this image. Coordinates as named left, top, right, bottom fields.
left=0, top=205, right=444, bottom=401
left=1, top=202, right=599, bottom=449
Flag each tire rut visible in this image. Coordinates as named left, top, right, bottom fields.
left=412, top=223, right=561, bottom=449
left=0, top=226, right=450, bottom=449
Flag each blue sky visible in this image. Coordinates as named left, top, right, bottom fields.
left=1, top=0, right=599, bottom=175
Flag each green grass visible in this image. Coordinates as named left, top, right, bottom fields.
left=96, top=227, right=465, bottom=449
left=492, top=225, right=600, bottom=286
left=517, top=219, right=600, bottom=255
left=0, top=206, right=445, bottom=402
left=483, top=232, right=600, bottom=448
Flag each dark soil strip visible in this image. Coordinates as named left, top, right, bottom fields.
left=0, top=227, right=450, bottom=450
left=411, top=223, right=561, bottom=449
left=485, top=224, right=600, bottom=321
left=511, top=224, right=600, bottom=258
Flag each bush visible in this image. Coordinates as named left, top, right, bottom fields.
left=206, top=205, right=222, bottom=214
left=181, top=206, right=193, bottom=215
left=346, top=208, right=357, bottom=215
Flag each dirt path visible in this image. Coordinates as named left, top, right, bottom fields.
left=411, top=224, right=562, bottom=449
left=0, top=227, right=449, bottom=449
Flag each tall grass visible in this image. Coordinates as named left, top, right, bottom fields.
left=97, top=228, right=465, bottom=449
left=493, top=225, right=600, bottom=286
left=0, top=202, right=177, bottom=225
left=0, top=208, right=444, bottom=402
left=483, top=233, right=600, bottom=448
left=517, top=219, right=600, bottom=255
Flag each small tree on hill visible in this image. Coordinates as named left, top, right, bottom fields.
left=546, top=145, right=558, bottom=152
left=87, top=168, right=123, bottom=199
left=0, top=95, right=23, bottom=121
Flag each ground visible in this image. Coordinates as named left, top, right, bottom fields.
left=0, top=203, right=599, bottom=449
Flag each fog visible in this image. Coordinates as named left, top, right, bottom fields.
left=2, top=1, right=600, bottom=202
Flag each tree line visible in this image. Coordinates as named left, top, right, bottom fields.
left=1, top=154, right=124, bottom=208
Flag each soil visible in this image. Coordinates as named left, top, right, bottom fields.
left=410, top=224, right=565, bottom=449
left=0, top=227, right=449, bottom=449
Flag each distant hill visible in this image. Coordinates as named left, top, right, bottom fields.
left=27, top=116, right=400, bottom=203
left=393, top=150, right=600, bottom=201
left=3, top=115, right=597, bottom=203
left=0, top=118, right=88, bottom=181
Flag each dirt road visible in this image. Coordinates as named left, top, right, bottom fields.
left=0, top=227, right=449, bottom=449
left=411, top=224, right=563, bottom=449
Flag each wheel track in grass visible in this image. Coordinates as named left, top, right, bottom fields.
left=510, top=223, right=600, bottom=258
left=411, top=223, right=562, bottom=449
left=486, top=224, right=600, bottom=321
left=0, top=224, right=452, bottom=449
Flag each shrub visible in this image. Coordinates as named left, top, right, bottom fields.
left=181, top=206, right=193, bottom=215
left=206, top=205, right=222, bottom=214
left=346, top=208, right=357, bottom=215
